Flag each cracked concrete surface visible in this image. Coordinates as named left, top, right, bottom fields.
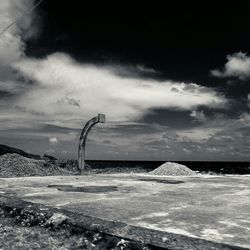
left=0, top=174, right=249, bottom=249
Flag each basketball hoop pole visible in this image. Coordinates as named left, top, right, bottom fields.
left=78, top=114, right=105, bottom=174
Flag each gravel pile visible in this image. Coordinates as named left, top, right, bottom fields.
left=0, top=153, right=74, bottom=178
left=149, top=162, right=196, bottom=176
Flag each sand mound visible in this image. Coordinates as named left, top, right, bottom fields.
left=149, top=162, right=195, bottom=176
left=0, top=153, right=74, bottom=178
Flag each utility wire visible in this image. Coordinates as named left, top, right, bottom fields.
left=0, top=0, right=45, bottom=36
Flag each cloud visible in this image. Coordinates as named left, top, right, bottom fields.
left=211, top=52, right=250, bottom=80
left=49, top=137, right=59, bottom=145
left=239, top=112, right=250, bottom=123
left=177, top=111, right=250, bottom=148
left=190, top=110, right=206, bottom=122
left=0, top=0, right=38, bottom=95
left=109, top=64, right=159, bottom=79
left=0, top=0, right=228, bottom=140
left=2, top=0, right=244, bottom=161
left=142, top=139, right=169, bottom=151
left=10, top=52, right=227, bottom=127
left=57, top=97, right=81, bottom=107
left=86, top=112, right=250, bottom=160
left=0, top=80, right=27, bottom=95
left=176, top=127, right=221, bottom=143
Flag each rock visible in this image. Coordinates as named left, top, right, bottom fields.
left=45, top=213, right=68, bottom=227
left=149, top=162, right=195, bottom=176
left=116, top=239, right=128, bottom=250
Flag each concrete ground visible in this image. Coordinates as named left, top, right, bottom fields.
left=0, top=174, right=250, bottom=249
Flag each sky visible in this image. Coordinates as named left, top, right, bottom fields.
left=0, top=0, right=250, bottom=161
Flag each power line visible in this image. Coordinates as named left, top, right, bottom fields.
left=0, top=0, right=45, bottom=36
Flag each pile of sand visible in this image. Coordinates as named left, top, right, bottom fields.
left=0, top=153, right=74, bottom=178
left=149, top=162, right=195, bottom=176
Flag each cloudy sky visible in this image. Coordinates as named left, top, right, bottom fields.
left=1, top=1, right=250, bottom=161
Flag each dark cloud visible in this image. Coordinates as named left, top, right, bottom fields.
left=102, top=140, right=112, bottom=144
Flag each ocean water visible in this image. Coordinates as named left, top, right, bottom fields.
left=86, top=160, right=250, bottom=175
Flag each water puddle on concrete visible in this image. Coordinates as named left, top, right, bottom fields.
left=138, top=178, right=184, bottom=184
left=47, top=185, right=73, bottom=189
left=48, top=185, right=118, bottom=193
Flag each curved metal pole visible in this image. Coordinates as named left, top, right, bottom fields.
left=78, top=114, right=105, bottom=174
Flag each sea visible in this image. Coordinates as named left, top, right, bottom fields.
left=86, top=160, right=250, bottom=175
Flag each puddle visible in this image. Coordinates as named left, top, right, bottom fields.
left=48, top=185, right=118, bottom=193
left=48, top=185, right=73, bottom=188
left=138, top=178, right=184, bottom=184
